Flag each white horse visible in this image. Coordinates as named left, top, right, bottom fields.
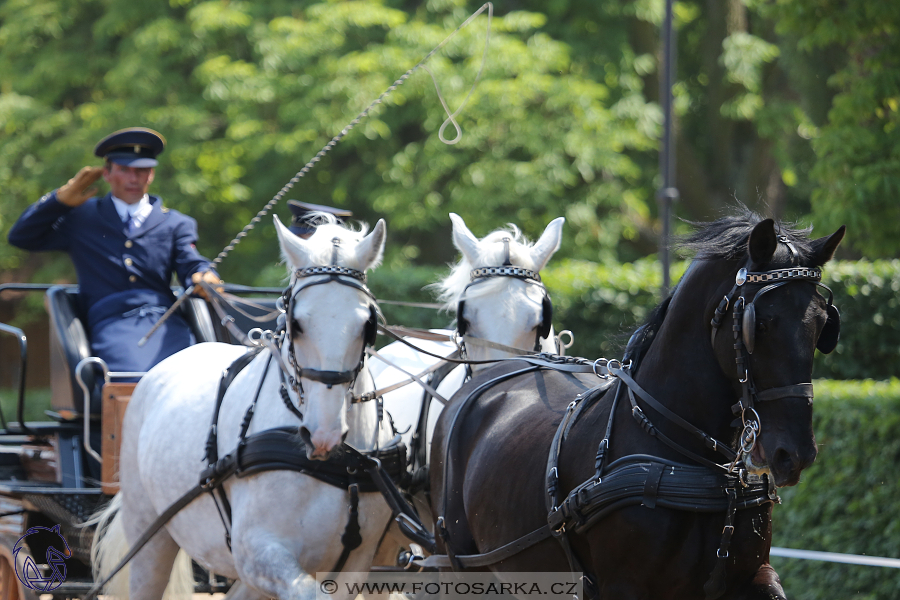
left=368, top=213, right=564, bottom=567
left=93, top=216, right=395, bottom=600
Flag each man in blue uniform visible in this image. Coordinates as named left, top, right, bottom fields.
left=8, top=127, right=222, bottom=375
left=287, top=199, right=352, bottom=238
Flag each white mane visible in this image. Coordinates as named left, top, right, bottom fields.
left=277, top=213, right=383, bottom=274
left=434, top=224, right=541, bottom=312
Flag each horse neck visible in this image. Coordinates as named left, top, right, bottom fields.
left=630, top=266, right=738, bottom=443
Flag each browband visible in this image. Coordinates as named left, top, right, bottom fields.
left=470, top=266, right=541, bottom=281
left=739, top=267, right=821, bottom=285
left=294, top=266, right=367, bottom=283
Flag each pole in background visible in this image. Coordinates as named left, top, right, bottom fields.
left=657, top=0, right=679, bottom=297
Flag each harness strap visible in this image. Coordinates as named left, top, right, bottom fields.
left=611, top=366, right=736, bottom=466
left=204, top=348, right=264, bottom=465
left=83, top=475, right=229, bottom=600
left=409, top=360, right=459, bottom=493
left=366, top=347, right=452, bottom=405
left=463, top=334, right=537, bottom=356
left=703, top=489, right=739, bottom=600
left=357, top=351, right=458, bottom=403
left=755, top=383, right=813, bottom=403
left=364, top=460, right=436, bottom=553
left=331, top=483, right=362, bottom=574
left=377, top=325, right=511, bottom=365
left=202, top=285, right=258, bottom=346
left=416, top=525, right=554, bottom=569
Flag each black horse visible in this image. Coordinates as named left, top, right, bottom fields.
left=430, top=212, right=845, bottom=599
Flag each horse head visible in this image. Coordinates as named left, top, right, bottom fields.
left=436, top=213, right=564, bottom=362
left=721, top=218, right=845, bottom=486
left=274, top=215, right=386, bottom=460
left=641, top=212, right=845, bottom=488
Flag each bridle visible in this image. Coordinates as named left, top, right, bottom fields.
left=456, top=237, right=553, bottom=354
left=708, top=251, right=840, bottom=469
left=279, top=238, right=380, bottom=405
left=607, top=242, right=841, bottom=476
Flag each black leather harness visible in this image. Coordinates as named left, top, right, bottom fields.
left=430, top=247, right=837, bottom=600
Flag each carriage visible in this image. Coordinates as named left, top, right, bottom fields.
left=0, top=280, right=284, bottom=599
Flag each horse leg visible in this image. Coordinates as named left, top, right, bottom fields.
left=119, top=482, right=190, bottom=600
left=126, top=532, right=182, bottom=600
left=231, top=532, right=320, bottom=600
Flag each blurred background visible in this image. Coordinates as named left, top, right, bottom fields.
left=0, top=1, right=898, bottom=596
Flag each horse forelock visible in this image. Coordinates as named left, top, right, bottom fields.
left=434, top=225, right=540, bottom=311
left=677, top=204, right=815, bottom=264
left=628, top=205, right=820, bottom=363
left=280, top=220, right=377, bottom=278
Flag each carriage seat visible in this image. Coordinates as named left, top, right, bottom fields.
left=47, top=286, right=218, bottom=418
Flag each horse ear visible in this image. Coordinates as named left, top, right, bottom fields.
left=449, top=213, right=482, bottom=265
left=530, top=217, right=565, bottom=271
left=356, top=219, right=386, bottom=271
left=810, top=225, right=846, bottom=266
left=274, top=215, right=312, bottom=270
left=747, top=219, right=777, bottom=265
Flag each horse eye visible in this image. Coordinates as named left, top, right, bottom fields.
left=291, top=319, right=303, bottom=337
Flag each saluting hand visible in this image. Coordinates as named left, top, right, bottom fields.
left=192, top=270, right=224, bottom=301
left=56, top=166, right=104, bottom=207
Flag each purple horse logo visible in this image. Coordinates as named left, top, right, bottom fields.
left=13, top=524, right=72, bottom=591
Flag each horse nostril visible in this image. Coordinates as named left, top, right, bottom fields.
left=772, top=447, right=794, bottom=472
left=298, top=426, right=313, bottom=448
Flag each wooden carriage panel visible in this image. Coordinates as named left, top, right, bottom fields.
left=101, top=383, right=135, bottom=494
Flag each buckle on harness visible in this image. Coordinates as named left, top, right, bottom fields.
left=547, top=506, right=567, bottom=535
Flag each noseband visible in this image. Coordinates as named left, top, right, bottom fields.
left=457, top=238, right=553, bottom=352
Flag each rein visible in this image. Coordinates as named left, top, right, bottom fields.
left=427, top=246, right=838, bottom=600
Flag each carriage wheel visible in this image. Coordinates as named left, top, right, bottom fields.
left=0, top=535, right=38, bottom=600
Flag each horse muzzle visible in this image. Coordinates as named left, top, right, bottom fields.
left=299, top=425, right=347, bottom=461
left=756, top=438, right=817, bottom=487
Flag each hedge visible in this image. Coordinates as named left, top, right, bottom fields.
left=771, top=378, right=900, bottom=599
left=367, top=259, right=900, bottom=380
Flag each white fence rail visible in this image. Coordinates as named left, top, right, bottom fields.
left=770, top=547, right=900, bottom=569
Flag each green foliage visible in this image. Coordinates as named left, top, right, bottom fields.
left=365, top=258, right=900, bottom=380
left=771, top=378, right=900, bottom=600
left=0, top=0, right=660, bottom=285
left=753, top=1, right=900, bottom=258
left=814, top=260, right=900, bottom=380
left=542, top=257, right=686, bottom=357
left=544, top=258, right=900, bottom=381
left=367, top=265, right=455, bottom=333
left=0, top=387, right=51, bottom=423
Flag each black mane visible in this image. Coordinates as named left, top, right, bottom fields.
left=676, top=205, right=814, bottom=262
left=624, top=206, right=814, bottom=365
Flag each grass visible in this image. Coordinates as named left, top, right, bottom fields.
left=0, top=387, right=53, bottom=425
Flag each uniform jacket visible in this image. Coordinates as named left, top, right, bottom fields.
left=8, top=191, right=216, bottom=373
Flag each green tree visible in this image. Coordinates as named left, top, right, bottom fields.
left=0, top=0, right=660, bottom=288
left=752, top=0, right=900, bottom=258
